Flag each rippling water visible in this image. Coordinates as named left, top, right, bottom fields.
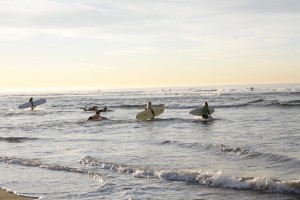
left=0, top=84, right=299, bottom=199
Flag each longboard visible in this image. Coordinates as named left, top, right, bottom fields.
left=192, top=117, right=214, bottom=123
left=18, top=99, right=46, bottom=109
left=136, top=107, right=164, bottom=120
left=189, top=108, right=215, bottom=116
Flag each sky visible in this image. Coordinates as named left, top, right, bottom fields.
left=0, top=0, right=299, bottom=90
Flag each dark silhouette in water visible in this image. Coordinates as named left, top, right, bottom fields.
left=29, top=97, right=36, bottom=110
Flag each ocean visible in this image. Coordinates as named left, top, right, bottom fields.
left=0, top=84, right=299, bottom=199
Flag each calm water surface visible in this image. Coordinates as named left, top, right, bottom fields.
left=0, top=84, right=299, bottom=199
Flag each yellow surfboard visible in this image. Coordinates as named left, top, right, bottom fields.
left=189, top=108, right=215, bottom=116
left=136, top=107, right=165, bottom=120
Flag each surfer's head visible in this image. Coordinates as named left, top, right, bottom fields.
left=204, top=102, right=208, bottom=107
left=96, top=111, right=100, bottom=114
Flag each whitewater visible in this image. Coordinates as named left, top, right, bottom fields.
left=0, top=84, right=299, bottom=199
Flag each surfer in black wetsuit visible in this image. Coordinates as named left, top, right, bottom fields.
left=87, top=110, right=108, bottom=121
left=100, top=106, right=107, bottom=112
left=201, top=102, right=211, bottom=119
left=82, top=106, right=98, bottom=111
left=29, top=97, right=35, bottom=110
left=145, top=102, right=155, bottom=119
left=87, top=111, right=100, bottom=121
left=83, top=106, right=110, bottom=112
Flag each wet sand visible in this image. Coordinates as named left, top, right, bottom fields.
left=0, top=189, right=36, bottom=200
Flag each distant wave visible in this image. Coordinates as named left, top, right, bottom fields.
left=81, top=156, right=300, bottom=195
left=171, top=99, right=300, bottom=109
left=112, top=104, right=165, bottom=109
left=248, top=99, right=265, bottom=104
left=211, top=144, right=299, bottom=165
left=161, top=141, right=251, bottom=156
left=0, top=156, right=103, bottom=182
left=1, top=84, right=299, bottom=97
left=204, top=143, right=250, bottom=156
left=116, top=104, right=145, bottom=109
left=109, top=99, right=300, bottom=110
left=0, top=137, right=38, bottom=143
left=279, top=100, right=300, bottom=107
left=165, top=104, right=197, bottom=109
left=161, top=142, right=300, bottom=166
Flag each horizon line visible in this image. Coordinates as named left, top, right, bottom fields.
left=0, top=82, right=299, bottom=93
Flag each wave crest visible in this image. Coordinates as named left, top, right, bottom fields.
left=81, top=156, right=300, bottom=195
left=0, top=156, right=104, bottom=182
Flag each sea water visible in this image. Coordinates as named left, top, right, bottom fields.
left=0, top=84, right=299, bottom=199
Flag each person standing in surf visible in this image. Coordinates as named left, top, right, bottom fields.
left=29, top=97, right=35, bottom=110
left=145, top=101, right=155, bottom=119
left=201, top=102, right=211, bottom=119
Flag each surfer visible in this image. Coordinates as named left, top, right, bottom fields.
left=87, top=110, right=107, bottom=121
left=82, top=106, right=98, bottom=111
left=201, top=102, right=211, bottom=119
left=29, top=97, right=35, bottom=110
left=100, top=106, right=107, bottom=112
left=145, top=102, right=155, bottom=119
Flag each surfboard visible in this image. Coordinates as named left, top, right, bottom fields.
left=18, top=99, right=46, bottom=109
left=189, top=108, right=215, bottom=116
left=193, top=117, right=214, bottom=122
left=136, top=107, right=164, bottom=120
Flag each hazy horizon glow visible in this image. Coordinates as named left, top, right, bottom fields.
left=1, top=0, right=300, bottom=90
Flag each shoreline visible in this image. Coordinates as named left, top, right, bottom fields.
left=0, top=188, right=36, bottom=200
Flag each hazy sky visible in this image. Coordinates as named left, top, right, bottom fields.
left=0, top=0, right=299, bottom=90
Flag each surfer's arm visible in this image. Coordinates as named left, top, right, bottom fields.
left=150, top=108, right=155, bottom=117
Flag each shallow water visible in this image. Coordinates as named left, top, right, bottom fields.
left=0, top=84, right=299, bottom=199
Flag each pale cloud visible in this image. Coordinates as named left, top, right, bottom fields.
left=0, top=0, right=299, bottom=89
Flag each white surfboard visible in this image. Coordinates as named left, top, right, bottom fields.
left=136, top=107, right=164, bottom=120
left=189, top=108, right=215, bottom=116
left=193, top=116, right=214, bottom=122
left=18, top=99, right=46, bottom=109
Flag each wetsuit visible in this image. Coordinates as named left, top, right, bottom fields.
left=201, top=106, right=211, bottom=119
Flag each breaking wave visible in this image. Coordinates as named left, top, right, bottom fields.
left=80, top=156, right=300, bottom=195
left=0, top=156, right=104, bottom=182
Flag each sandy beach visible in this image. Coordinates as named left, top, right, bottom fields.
left=0, top=189, right=35, bottom=200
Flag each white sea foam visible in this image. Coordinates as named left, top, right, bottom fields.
left=81, top=156, right=300, bottom=194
